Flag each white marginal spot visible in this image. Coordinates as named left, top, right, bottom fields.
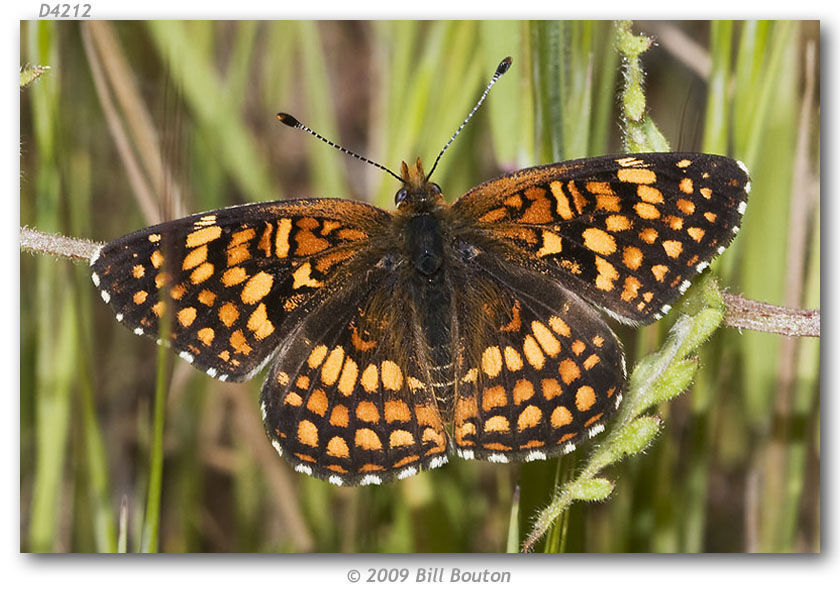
left=294, top=464, right=312, bottom=476
left=429, top=455, right=448, bottom=469
left=91, top=272, right=100, bottom=287
left=271, top=439, right=283, bottom=457
left=561, top=442, right=577, bottom=455
left=614, top=392, right=624, bottom=409
left=179, top=351, right=194, bottom=364
left=732, top=225, right=740, bottom=234
left=744, top=180, right=751, bottom=194
left=328, top=475, right=344, bottom=487
left=359, top=474, right=382, bottom=486
left=206, top=367, right=217, bottom=378
left=736, top=160, right=750, bottom=176
left=458, top=449, right=475, bottom=461
left=679, top=279, right=692, bottom=293
left=588, top=423, right=606, bottom=439
left=525, top=450, right=547, bottom=462
left=259, top=402, right=267, bottom=421
left=100, top=290, right=111, bottom=303
left=695, top=260, right=710, bottom=273
left=488, top=453, right=509, bottom=464
left=89, top=246, right=102, bottom=267
left=133, top=327, right=144, bottom=336
left=660, top=304, right=672, bottom=315
left=397, top=466, right=418, bottom=480
left=738, top=201, right=747, bottom=215
left=717, top=246, right=726, bottom=255
left=218, top=374, right=228, bottom=382
left=620, top=354, right=627, bottom=377
left=116, top=313, right=124, bottom=322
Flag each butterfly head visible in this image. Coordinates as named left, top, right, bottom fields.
left=394, top=158, right=443, bottom=209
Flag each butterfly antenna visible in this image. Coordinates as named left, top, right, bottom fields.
left=276, top=112, right=405, bottom=183
left=426, top=56, right=512, bottom=180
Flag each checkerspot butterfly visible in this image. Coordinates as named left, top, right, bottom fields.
left=91, top=57, right=749, bottom=485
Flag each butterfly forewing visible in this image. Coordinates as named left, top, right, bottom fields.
left=91, top=199, right=391, bottom=381
left=452, top=153, right=749, bottom=324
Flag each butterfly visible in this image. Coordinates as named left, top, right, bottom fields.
left=90, top=57, right=749, bottom=486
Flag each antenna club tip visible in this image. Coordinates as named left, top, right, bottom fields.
left=276, top=112, right=300, bottom=127
left=496, top=57, right=513, bottom=75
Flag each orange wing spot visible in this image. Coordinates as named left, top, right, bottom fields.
left=229, top=228, right=255, bottom=248
left=198, top=289, right=216, bottom=306
left=276, top=371, right=290, bottom=385
left=634, top=202, right=660, bottom=220
left=147, top=233, right=161, bottom=243
left=454, top=396, right=478, bottom=423
left=595, top=194, right=621, bottom=212
left=229, top=329, right=253, bottom=355
left=699, top=187, right=713, bottom=199
left=325, top=464, right=348, bottom=473
left=284, top=391, right=303, bottom=406
left=651, top=264, right=669, bottom=282
left=257, top=222, right=274, bottom=257
left=359, top=463, right=385, bottom=472
left=481, top=346, right=504, bottom=378
left=292, top=262, right=322, bottom=289
left=218, top=350, right=231, bottom=362
left=182, top=245, right=207, bottom=270
left=559, top=258, right=582, bottom=275
left=337, top=357, right=359, bottom=397
left=482, top=385, right=508, bottom=411
left=687, top=227, right=705, bottom=242
left=513, top=379, right=535, bottom=405
left=336, top=228, right=367, bottom=241
left=355, top=428, right=382, bottom=451
left=567, top=180, right=588, bottom=213
left=461, top=368, right=478, bottom=384
left=575, top=385, right=596, bottom=411
left=393, top=455, right=420, bottom=469
left=380, top=360, right=403, bottom=391
left=517, top=405, right=543, bottom=431
left=222, top=266, right=247, bottom=287
left=227, top=243, right=251, bottom=266
left=241, top=271, right=274, bottom=304
left=360, top=363, right=379, bottom=393
left=585, top=413, right=604, bottom=427
left=551, top=406, right=573, bottom=428
left=571, top=340, right=586, bottom=355
left=218, top=302, right=240, bottom=327
left=639, top=227, right=659, bottom=244
left=643, top=291, right=654, bottom=303
left=246, top=303, right=275, bottom=340
left=354, top=400, right=379, bottom=424
left=384, top=400, right=411, bottom=423
left=541, top=377, right=563, bottom=400
left=522, top=335, right=545, bottom=370
left=326, top=436, right=350, bottom=458
left=389, top=430, right=416, bottom=448
left=503, top=194, right=522, bottom=209
left=329, top=405, right=349, bottom=428
left=549, top=315, right=572, bottom=337
left=150, top=250, right=164, bottom=269
left=622, top=275, right=642, bottom=302
left=186, top=226, right=222, bottom=248
left=294, top=229, right=330, bottom=256
left=151, top=300, right=166, bottom=317
left=154, top=272, right=170, bottom=289
left=483, top=415, right=510, bottom=433
left=296, top=375, right=310, bottom=389
left=190, top=262, right=215, bottom=284
left=306, top=388, right=329, bottom=417
left=549, top=181, right=574, bottom=220
left=558, top=358, right=581, bottom=385
left=499, top=300, right=522, bottom=333
left=662, top=240, right=684, bottom=259
left=536, top=230, right=564, bottom=258
left=132, top=264, right=145, bottom=278
left=519, top=190, right=553, bottom=224
left=679, top=178, right=694, bottom=194
left=586, top=181, right=613, bottom=195
left=678, top=199, right=696, bottom=215
left=274, top=218, right=293, bottom=258
left=664, top=215, right=684, bottom=230
left=676, top=159, right=692, bottom=168
left=176, top=307, right=197, bottom=328
left=637, top=184, right=664, bottom=204
left=133, top=290, right=148, bottom=305
left=423, top=427, right=446, bottom=451
left=320, top=346, right=345, bottom=386
left=704, top=211, right=718, bottom=223
left=479, top=207, right=509, bottom=223
left=455, top=422, right=477, bottom=445
left=622, top=246, right=643, bottom=270
left=416, top=403, right=443, bottom=429
left=605, top=214, right=631, bottom=232
left=583, top=354, right=600, bottom=370
left=592, top=335, right=604, bottom=347
left=595, top=256, right=619, bottom=292
left=503, top=346, right=524, bottom=372
left=532, top=321, right=561, bottom=357
left=297, top=420, right=319, bottom=447
left=617, top=168, right=656, bottom=184
left=350, top=324, right=377, bottom=351
left=582, top=227, right=617, bottom=256
left=482, top=442, right=512, bottom=451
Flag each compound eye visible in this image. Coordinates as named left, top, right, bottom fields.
left=429, top=182, right=442, bottom=195
left=395, top=188, right=408, bottom=204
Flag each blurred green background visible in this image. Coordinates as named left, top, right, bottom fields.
left=20, top=20, right=820, bottom=552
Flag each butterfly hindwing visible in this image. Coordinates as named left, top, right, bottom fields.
left=90, top=199, right=391, bottom=381
left=452, top=153, right=749, bottom=324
